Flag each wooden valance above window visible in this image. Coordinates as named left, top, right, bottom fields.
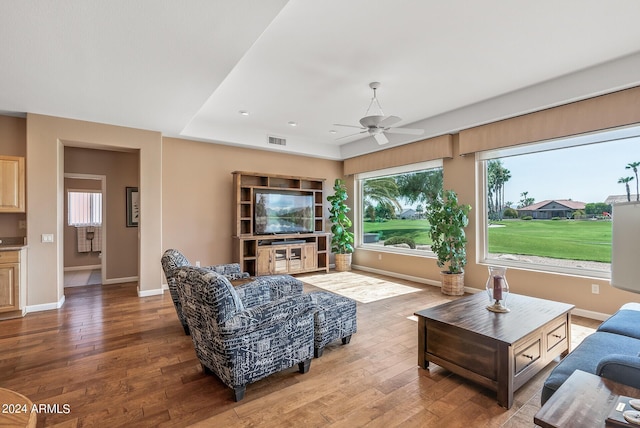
left=343, top=134, right=453, bottom=176
left=459, top=85, right=640, bottom=156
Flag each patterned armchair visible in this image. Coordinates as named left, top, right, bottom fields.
left=161, top=249, right=303, bottom=335
left=161, top=249, right=250, bottom=334
left=175, top=266, right=316, bottom=401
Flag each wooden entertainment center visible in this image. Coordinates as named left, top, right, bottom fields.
left=232, top=171, right=330, bottom=276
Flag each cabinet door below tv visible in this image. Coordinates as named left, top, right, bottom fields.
left=257, top=247, right=274, bottom=276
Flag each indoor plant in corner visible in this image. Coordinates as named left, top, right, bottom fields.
left=327, top=178, right=354, bottom=271
left=425, top=189, right=472, bottom=295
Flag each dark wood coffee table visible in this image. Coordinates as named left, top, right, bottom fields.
left=535, top=369, right=640, bottom=428
left=415, top=292, right=574, bottom=409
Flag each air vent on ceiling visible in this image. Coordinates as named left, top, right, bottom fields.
left=267, top=135, right=286, bottom=146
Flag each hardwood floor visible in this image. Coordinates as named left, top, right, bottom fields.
left=0, top=272, right=600, bottom=427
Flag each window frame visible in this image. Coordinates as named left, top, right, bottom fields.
left=354, top=159, right=443, bottom=257
left=476, top=124, right=640, bottom=279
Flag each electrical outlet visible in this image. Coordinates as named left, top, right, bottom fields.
left=591, top=284, right=600, bottom=294
left=41, top=233, right=54, bottom=243
left=378, top=254, right=382, bottom=260
left=195, top=261, right=201, bottom=267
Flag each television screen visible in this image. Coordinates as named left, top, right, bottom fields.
left=254, top=191, right=314, bottom=234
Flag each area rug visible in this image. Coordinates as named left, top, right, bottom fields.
left=301, top=271, right=421, bottom=303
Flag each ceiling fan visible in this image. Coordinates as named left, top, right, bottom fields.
left=334, top=82, right=424, bottom=145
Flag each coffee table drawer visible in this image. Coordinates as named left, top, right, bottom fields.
left=547, top=321, right=567, bottom=352
left=515, top=338, right=541, bottom=374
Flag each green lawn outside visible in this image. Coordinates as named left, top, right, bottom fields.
left=363, top=218, right=612, bottom=263
left=363, top=219, right=432, bottom=245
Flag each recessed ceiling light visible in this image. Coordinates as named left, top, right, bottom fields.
left=239, top=110, right=249, bottom=116
left=329, top=130, right=337, bottom=134
left=288, top=121, right=297, bottom=127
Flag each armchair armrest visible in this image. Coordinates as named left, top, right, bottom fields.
left=597, top=354, right=640, bottom=389
left=219, top=294, right=317, bottom=336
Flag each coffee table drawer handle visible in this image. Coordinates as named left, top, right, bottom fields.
left=551, top=333, right=562, bottom=339
left=522, top=354, right=535, bottom=360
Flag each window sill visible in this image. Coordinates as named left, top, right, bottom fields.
left=481, top=256, right=610, bottom=280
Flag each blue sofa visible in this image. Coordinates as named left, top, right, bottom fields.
left=542, top=303, right=640, bottom=404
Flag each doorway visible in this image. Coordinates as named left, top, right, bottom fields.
left=63, top=173, right=106, bottom=287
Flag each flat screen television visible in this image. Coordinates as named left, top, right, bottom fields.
left=254, top=190, right=314, bottom=234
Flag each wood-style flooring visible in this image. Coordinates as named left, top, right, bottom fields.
left=0, top=271, right=601, bottom=427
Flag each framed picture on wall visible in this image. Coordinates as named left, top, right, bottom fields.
left=126, top=187, right=139, bottom=227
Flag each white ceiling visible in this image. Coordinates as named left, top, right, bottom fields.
left=1, top=0, right=640, bottom=160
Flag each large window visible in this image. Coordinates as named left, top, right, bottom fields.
left=356, top=161, right=443, bottom=254
left=478, top=125, right=640, bottom=278
left=68, top=190, right=102, bottom=226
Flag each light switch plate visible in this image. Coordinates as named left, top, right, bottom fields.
left=41, top=233, right=54, bottom=243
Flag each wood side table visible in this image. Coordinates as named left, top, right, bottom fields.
left=535, top=369, right=640, bottom=428
left=0, top=387, right=37, bottom=427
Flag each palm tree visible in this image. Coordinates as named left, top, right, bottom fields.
left=363, top=177, right=402, bottom=216
left=618, top=176, right=635, bottom=202
left=626, top=161, right=640, bottom=201
left=487, top=160, right=511, bottom=220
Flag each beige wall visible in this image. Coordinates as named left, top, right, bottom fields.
left=161, top=137, right=343, bottom=268
left=64, top=147, right=139, bottom=278
left=0, top=116, right=27, bottom=238
left=26, top=114, right=162, bottom=306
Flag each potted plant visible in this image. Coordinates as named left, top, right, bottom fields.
left=425, top=190, right=472, bottom=295
left=327, top=178, right=354, bottom=271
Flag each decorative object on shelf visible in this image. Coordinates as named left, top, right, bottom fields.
left=486, top=266, right=510, bottom=313
left=425, top=189, right=471, bottom=295
left=126, top=186, right=139, bottom=227
left=327, top=179, right=354, bottom=272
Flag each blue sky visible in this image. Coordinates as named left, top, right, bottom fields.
left=500, top=137, right=639, bottom=206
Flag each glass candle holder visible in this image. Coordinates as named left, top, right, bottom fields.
left=486, top=266, right=510, bottom=313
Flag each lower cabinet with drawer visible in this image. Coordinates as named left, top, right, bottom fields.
left=0, top=249, right=27, bottom=320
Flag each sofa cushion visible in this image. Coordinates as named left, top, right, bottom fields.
left=597, top=309, right=640, bottom=340
left=542, top=331, right=640, bottom=404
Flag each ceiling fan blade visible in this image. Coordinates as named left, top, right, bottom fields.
left=333, top=123, right=365, bottom=129
left=377, top=115, right=402, bottom=128
left=374, top=132, right=389, bottom=145
left=335, top=130, right=368, bottom=140
left=385, top=127, right=425, bottom=136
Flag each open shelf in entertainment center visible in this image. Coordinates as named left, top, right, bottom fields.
left=232, top=171, right=330, bottom=276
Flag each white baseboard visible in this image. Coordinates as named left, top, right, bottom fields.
left=137, top=286, right=165, bottom=297
left=25, top=294, right=65, bottom=314
left=352, top=264, right=441, bottom=287
left=572, top=308, right=610, bottom=321
left=64, top=265, right=102, bottom=272
left=103, top=276, right=138, bottom=285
